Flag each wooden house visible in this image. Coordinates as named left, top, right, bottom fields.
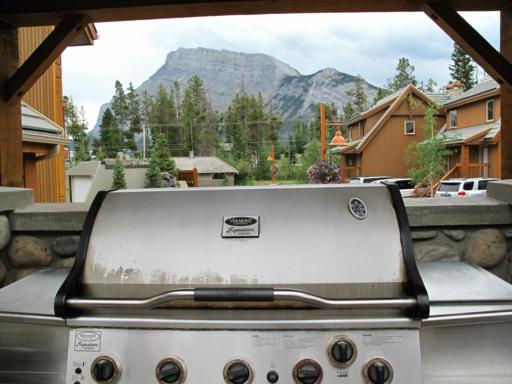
left=438, top=77, right=501, bottom=179
left=336, top=85, right=445, bottom=180
left=18, top=26, right=96, bottom=202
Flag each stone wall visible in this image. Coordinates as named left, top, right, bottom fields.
left=0, top=223, right=80, bottom=286
left=412, top=227, right=512, bottom=282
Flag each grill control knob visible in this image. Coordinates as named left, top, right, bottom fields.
left=91, top=356, right=120, bottom=383
left=328, top=336, right=357, bottom=367
left=224, top=360, right=253, bottom=384
left=293, top=359, right=322, bottom=384
left=156, top=358, right=186, bottom=384
left=364, top=358, right=393, bottom=384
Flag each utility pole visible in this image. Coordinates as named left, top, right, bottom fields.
left=320, top=103, right=326, bottom=161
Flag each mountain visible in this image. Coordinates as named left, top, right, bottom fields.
left=91, top=47, right=380, bottom=137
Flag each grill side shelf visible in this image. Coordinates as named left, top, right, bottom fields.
left=383, top=182, right=430, bottom=319
left=54, top=189, right=115, bottom=318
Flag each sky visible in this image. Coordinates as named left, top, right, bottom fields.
left=61, top=12, right=500, bottom=129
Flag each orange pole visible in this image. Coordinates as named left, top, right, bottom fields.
left=271, top=144, right=276, bottom=184
left=320, top=103, right=326, bottom=161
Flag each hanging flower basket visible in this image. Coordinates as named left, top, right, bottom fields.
left=307, top=160, right=341, bottom=184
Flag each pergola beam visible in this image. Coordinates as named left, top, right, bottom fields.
left=424, top=1, right=512, bottom=88
left=3, top=14, right=91, bottom=104
left=0, top=1, right=509, bottom=27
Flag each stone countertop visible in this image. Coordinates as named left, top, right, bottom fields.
left=404, top=196, right=512, bottom=227
left=5, top=196, right=512, bottom=232
left=9, top=202, right=90, bottom=232
left=0, top=187, right=33, bottom=213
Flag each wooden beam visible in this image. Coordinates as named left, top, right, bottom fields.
left=501, top=7, right=512, bottom=179
left=3, top=14, right=91, bottom=104
left=0, top=1, right=508, bottom=27
left=424, top=2, right=512, bottom=88
left=0, top=25, right=23, bottom=187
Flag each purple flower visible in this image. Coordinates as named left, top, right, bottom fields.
left=307, top=161, right=341, bottom=184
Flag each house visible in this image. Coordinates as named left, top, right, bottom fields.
left=335, top=85, right=445, bottom=180
left=67, top=160, right=150, bottom=202
left=173, top=156, right=239, bottom=186
left=437, top=77, right=501, bottom=179
left=18, top=26, right=97, bottom=202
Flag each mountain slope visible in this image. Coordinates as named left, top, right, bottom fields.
left=91, top=47, right=380, bottom=137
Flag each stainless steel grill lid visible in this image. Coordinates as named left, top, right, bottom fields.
left=55, top=184, right=429, bottom=318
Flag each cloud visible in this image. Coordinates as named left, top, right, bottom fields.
left=61, top=12, right=499, bottom=128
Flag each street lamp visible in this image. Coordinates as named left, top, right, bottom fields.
left=329, top=125, right=348, bottom=182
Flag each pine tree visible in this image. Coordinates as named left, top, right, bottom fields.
left=346, top=75, right=369, bottom=114
left=372, top=88, right=393, bottom=105
left=182, top=75, right=217, bottom=156
left=125, top=82, right=142, bottom=152
left=449, top=43, right=476, bottom=90
left=99, top=108, right=123, bottom=158
left=419, top=78, right=438, bottom=94
left=152, top=133, right=176, bottom=175
left=343, top=102, right=356, bottom=121
left=386, top=57, right=417, bottom=92
left=111, top=80, right=129, bottom=130
left=145, top=153, right=163, bottom=188
left=255, top=147, right=272, bottom=180
left=64, top=96, right=90, bottom=163
left=112, top=159, right=127, bottom=189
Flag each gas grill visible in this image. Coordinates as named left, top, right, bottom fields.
left=1, top=184, right=512, bottom=384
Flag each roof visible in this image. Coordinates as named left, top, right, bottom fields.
left=67, top=161, right=101, bottom=177
left=340, top=85, right=437, bottom=154
left=426, top=92, right=452, bottom=105
left=173, top=156, right=239, bottom=174
left=443, top=77, right=499, bottom=107
left=437, top=120, right=500, bottom=145
left=21, top=102, right=70, bottom=145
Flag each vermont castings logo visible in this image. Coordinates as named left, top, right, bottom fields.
left=222, top=216, right=259, bottom=238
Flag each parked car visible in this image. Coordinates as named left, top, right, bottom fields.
left=435, top=178, right=500, bottom=197
left=349, top=176, right=390, bottom=184
left=372, top=178, right=416, bottom=198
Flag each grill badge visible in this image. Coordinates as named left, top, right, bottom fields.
left=222, top=216, right=260, bottom=238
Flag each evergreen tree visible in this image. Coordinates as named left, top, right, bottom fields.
left=346, top=75, right=369, bottom=114
left=145, top=153, right=163, bottom=188
left=372, top=88, right=393, bottom=105
left=449, top=43, right=476, bottom=90
left=148, top=84, right=178, bottom=145
left=255, top=147, right=272, bottom=180
left=99, top=108, right=123, bottom=158
left=125, top=82, right=142, bottom=152
left=288, top=121, right=309, bottom=157
left=386, top=57, right=417, bottom=92
left=96, top=147, right=106, bottom=161
left=111, top=80, right=129, bottom=130
left=152, top=133, right=176, bottom=175
left=343, top=102, right=356, bottom=121
left=64, top=96, right=90, bottom=163
left=419, top=78, right=438, bottom=94
left=182, top=75, right=217, bottom=156
left=112, top=159, right=127, bottom=189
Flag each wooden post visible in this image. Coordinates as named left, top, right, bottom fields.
left=460, top=145, right=470, bottom=178
left=501, top=8, right=512, bottom=179
left=320, top=103, right=326, bottom=161
left=0, top=25, right=23, bottom=187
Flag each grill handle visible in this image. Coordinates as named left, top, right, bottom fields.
left=194, top=288, right=274, bottom=302
left=65, top=288, right=419, bottom=310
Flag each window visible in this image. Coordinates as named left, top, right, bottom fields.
left=359, top=121, right=365, bottom=137
left=450, top=110, right=458, bottom=128
left=478, top=180, right=488, bottom=190
left=486, top=99, right=494, bottom=121
left=404, top=121, right=415, bottom=135
left=463, top=182, right=474, bottom=191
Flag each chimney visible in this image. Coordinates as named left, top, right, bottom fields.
left=445, top=80, right=465, bottom=96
